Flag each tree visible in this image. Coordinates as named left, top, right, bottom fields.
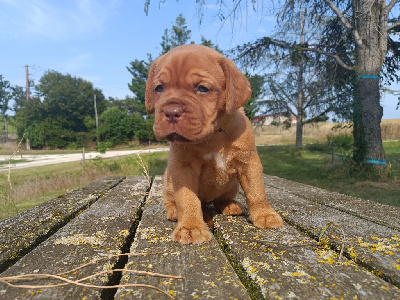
left=11, top=85, right=26, bottom=113
left=323, top=0, right=399, bottom=165
left=200, top=37, right=223, bottom=53
left=181, top=0, right=399, bottom=170
left=257, top=1, right=346, bottom=148
left=127, top=58, right=151, bottom=118
left=0, top=75, right=12, bottom=141
left=160, top=13, right=192, bottom=55
left=244, top=74, right=264, bottom=120
left=15, top=71, right=106, bottom=149
left=270, top=0, right=399, bottom=164
left=36, top=71, right=106, bottom=133
left=107, top=96, right=142, bottom=114
left=97, top=107, right=134, bottom=146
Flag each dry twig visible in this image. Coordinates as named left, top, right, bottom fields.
left=0, top=252, right=184, bottom=299
left=136, top=152, right=151, bottom=186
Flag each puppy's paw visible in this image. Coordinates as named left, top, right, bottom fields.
left=165, top=204, right=178, bottom=221
left=172, top=224, right=212, bottom=244
left=215, top=200, right=244, bottom=216
left=250, top=210, right=283, bottom=229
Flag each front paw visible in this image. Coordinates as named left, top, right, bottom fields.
left=165, top=203, right=178, bottom=221
left=172, top=223, right=212, bottom=244
left=250, top=210, right=283, bottom=229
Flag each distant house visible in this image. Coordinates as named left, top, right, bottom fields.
left=251, top=114, right=297, bottom=126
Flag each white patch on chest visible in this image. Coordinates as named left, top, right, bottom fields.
left=203, top=152, right=226, bottom=171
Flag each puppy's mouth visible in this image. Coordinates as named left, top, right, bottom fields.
left=166, top=132, right=191, bottom=143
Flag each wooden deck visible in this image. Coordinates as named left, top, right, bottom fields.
left=1, top=175, right=399, bottom=299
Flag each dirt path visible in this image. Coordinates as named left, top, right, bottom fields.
left=0, top=148, right=169, bottom=172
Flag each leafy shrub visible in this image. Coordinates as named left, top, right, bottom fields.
left=327, top=134, right=353, bottom=158
left=96, top=142, right=112, bottom=154
left=327, top=134, right=353, bottom=150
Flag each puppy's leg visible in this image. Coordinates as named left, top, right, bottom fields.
left=163, top=170, right=177, bottom=221
left=172, top=192, right=212, bottom=244
left=167, top=168, right=212, bottom=244
left=238, top=152, right=283, bottom=229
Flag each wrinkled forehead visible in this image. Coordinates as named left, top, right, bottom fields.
left=153, top=49, right=225, bottom=87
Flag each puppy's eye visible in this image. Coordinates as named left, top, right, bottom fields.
left=155, top=85, right=164, bottom=93
left=197, top=85, right=209, bottom=93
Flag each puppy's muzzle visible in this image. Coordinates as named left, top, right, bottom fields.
left=163, top=104, right=183, bottom=124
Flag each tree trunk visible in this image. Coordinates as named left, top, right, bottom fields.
left=353, top=77, right=384, bottom=162
left=296, top=63, right=304, bottom=149
left=3, top=115, right=8, bottom=142
left=296, top=6, right=305, bottom=150
left=353, top=0, right=387, bottom=164
left=295, top=116, right=303, bottom=149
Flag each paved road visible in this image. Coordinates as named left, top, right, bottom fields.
left=0, top=148, right=169, bottom=172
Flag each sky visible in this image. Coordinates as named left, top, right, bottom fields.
left=0, top=0, right=398, bottom=120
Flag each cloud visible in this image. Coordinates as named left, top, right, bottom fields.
left=0, top=0, right=113, bottom=41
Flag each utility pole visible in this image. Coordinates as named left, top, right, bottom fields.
left=25, top=65, right=31, bottom=150
left=25, top=65, right=30, bottom=101
left=94, top=94, right=99, bottom=145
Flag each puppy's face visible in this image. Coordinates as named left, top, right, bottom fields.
left=145, top=45, right=251, bottom=143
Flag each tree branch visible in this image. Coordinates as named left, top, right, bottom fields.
left=323, top=0, right=363, bottom=47
left=385, top=0, right=398, bottom=14
left=304, top=105, right=333, bottom=124
left=301, top=47, right=354, bottom=71
left=279, top=101, right=296, bottom=117
left=323, top=0, right=352, bottom=30
left=387, top=22, right=400, bottom=32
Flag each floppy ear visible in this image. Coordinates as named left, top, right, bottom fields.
left=219, top=57, right=252, bottom=115
left=145, top=61, right=157, bottom=115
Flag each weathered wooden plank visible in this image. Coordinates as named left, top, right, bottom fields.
left=115, top=176, right=250, bottom=300
left=263, top=179, right=400, bottom=288
left=264, top=174, right=400, bottom=230
left=0, top=176, right=149, bottom=299
left=214, top=192, right=400, bottom=299
left=0, top=176, right=124, bottom=273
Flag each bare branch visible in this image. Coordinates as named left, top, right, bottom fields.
left=272, top=99, right=296, bottom=116
left=387, top=22, right=400, bottom=32
left=323, top=0, right=363, bottom=47
left=304, top=105, right=333, bottom=124
left=323, top=0, right=352, bottom=30
left=301, top=47, right=354, bottom=71
left=385, top=0, right=398, bottom=14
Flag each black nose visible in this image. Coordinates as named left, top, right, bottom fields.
left=163, top=105, right=183, bottom=124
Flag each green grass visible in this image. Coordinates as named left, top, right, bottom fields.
left=0, top=159, right=29, bottom=166
left=0, top=151, right=169, bottom=220
left=1, top=140, right=399, bottom=220
left=383, top=140, right=400, bottom=179
left=257, top=141, right=400, bottom=207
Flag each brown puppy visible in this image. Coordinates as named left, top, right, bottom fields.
left=145, top=44, right=282, bottom=244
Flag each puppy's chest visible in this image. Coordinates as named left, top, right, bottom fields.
left=201, top=151, right=236, bottom=179
left=203, top=152, right=227, bottom=172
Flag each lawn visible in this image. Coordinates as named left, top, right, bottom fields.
left=1, top=140, right=399, bottom=220
left=257, top=140, right=400, bottom=207
left=0, top=151, right=169, bottom=220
